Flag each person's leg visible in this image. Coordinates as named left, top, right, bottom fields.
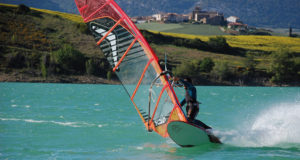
left=189, top=104, right=199, bottom=121
left=186, top=104, right=191, bottom=118
left=194, top=119, right=212, bottom=129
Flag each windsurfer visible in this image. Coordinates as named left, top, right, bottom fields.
left=173, top=77, right=212, bottom=129
left=173, top=77, right=199, bottom=122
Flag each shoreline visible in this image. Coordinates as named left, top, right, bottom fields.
left=0, top=73, right=120, bottom=85
left=1, top=72, right=298, bottom=87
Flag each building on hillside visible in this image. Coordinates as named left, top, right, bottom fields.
left=182, top=14, right=190, bottom=22
left=163, top=13, right=189, bottom=23
left=192, top=6, right=225, bottom=25
left=131, top=16, right=154, bottom=24
left=152, top=14, right=162, bottom=21
left=199, top=15, right=225, bottom=25
left=165, top=13, right=177, bottom=22
left=226, top=16, right=242, bottom=23
left=227, top=22, right=248, bottom=31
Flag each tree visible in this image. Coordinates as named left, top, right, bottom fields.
left=244, top=52, right=258, bottom=77
left=173, top=62, right=197, bottom=77
left=16, top=4, right=30, bottom=14
left=208, top=36, right=230, bottom=52
left=212, top=61, right=231, bottom=80
left=7, top=51, right=26, bottom=69
left=85, top=58, right=106, bottom=76
left=199, top=57, right=214, bottom=73
left=269, top=48, right=298, bottom=84
left=52, top=44, right=86, bottom=74
left=41, top=63, right=47, bottom=79
left=107, top=71, right=112, bottom=81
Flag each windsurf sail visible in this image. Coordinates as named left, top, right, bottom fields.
left=74, top=0, right=187, bottom=137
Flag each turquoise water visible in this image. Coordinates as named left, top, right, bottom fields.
left=1, top=83, right=300, bottom=159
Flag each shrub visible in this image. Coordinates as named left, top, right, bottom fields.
left=173, top=58, right=215, bottom=77
left=85, top=58, right=105, bottom=76
left=86, top=59, right=95, bottom=75
left=41, top=63, right=47, bottom=79
left=173, top=62, right=197, bottom=77
left=52, top=44, right=86, bottom=74
left=212, top=61, right=231, bottom=80
left=7, top=52, right=26, bottom=68
left=16, top=4, right=30, bottom=14
left=199, top=57, right=214, bottom=73
left=208, top=36, right=229, bottom=52
left=77, top=23, right=89, bottom=34
left=186, top=38, right=207, bottom=50
left=27, top=51, right=42, bottom=68
left=269, top=48, right=298, bottom=84
left=244, top=52, right=258, bottom=73
left=107, top=71, right=112, bottom=80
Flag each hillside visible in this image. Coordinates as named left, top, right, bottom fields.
left=0, top=0, right=299, bottom=28
left=0, top=4, right=116, bottom=84
left=0, top=4, right=299, bottom=86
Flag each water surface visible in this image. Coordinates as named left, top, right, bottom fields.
left=1, top=83, right=300, bottom=159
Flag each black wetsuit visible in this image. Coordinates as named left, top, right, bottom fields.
left=179, top=80, right=199, bottom=122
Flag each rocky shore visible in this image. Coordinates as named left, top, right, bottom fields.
left=0, top=72, right=120, bottom=84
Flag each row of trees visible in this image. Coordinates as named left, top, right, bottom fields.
left=172, top=48, right=299, bottom=85
left=141, top=30, right=232, bottom=54
left=6, top=41, right=299, bottom=85
left=7, top=44, right=113, bottom=80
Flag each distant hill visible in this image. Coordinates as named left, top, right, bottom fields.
left=195, top=0, right=300, bottom=29
left=0, top=0, right=299, bottom=28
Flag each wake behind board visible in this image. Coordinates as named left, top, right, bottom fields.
left=167, top=121, right=221, bottom=147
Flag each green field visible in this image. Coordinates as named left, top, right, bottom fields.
left=136, top=22, right=228, bottom=36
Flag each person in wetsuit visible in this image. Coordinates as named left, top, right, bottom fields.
left=173, top=77, right=212, bottom=129
left=173, top=77, right=221, bottom=143
left=174, top=77, right=199, bottom=122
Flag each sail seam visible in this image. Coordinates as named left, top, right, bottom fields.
left=150, top=84, right=168, bottom=124
left=131, top=58, right=154, bottom=100
left=113, top=37, right=138, bottom=72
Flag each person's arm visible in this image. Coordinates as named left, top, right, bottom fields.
left=174, top=77, right=187, bottom=107
left=173, top=77, right=191, bottom=88
left=179, top=79, right=193, bottom=88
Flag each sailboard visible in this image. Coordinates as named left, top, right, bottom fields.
left=74, top=0, right=221, bottom=145
left=167, top=121, right=221, bottom=147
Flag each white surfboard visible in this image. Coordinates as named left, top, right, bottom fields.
left=167, top=121, right=221, bottom=147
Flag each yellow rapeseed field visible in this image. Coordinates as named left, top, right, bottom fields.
left=225, top=35, right=300, bottom=53
left=150, top=31, right=300, bottom=53
left=33, top=8, right=83, bottom=23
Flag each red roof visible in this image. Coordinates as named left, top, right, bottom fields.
left=228, top=22, right=247, bottom=26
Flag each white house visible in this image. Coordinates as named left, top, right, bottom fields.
left=226, top=16, right=242, bottom=23
left=152, top=14, right=162, bottom=21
